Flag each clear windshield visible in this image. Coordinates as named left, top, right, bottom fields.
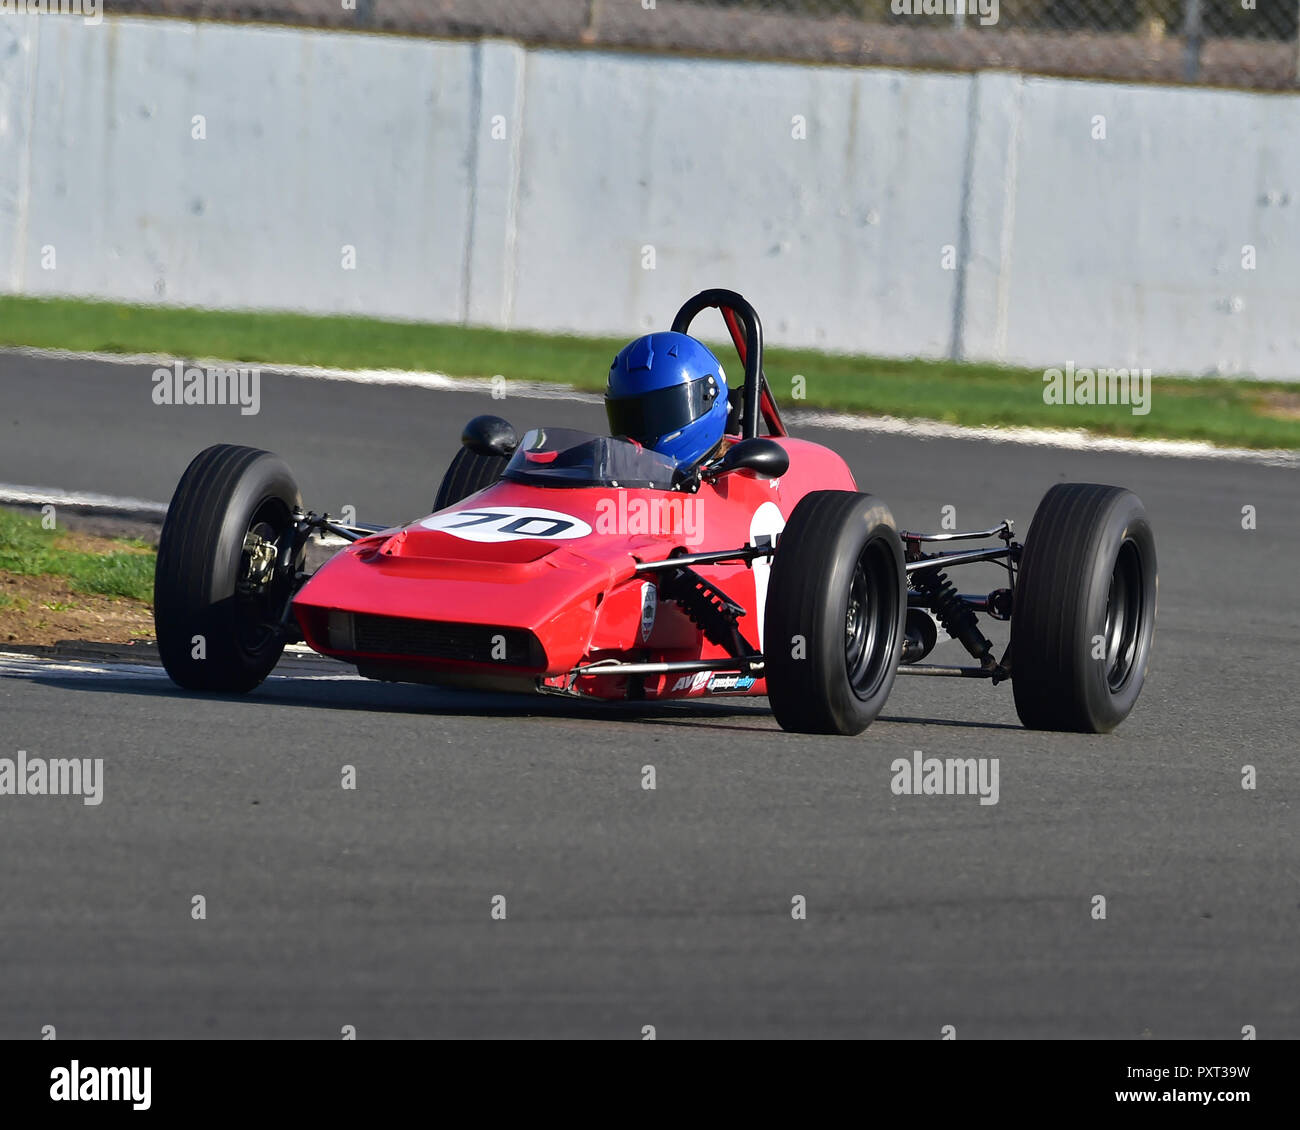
left=503, top=427, right=681, bottom=489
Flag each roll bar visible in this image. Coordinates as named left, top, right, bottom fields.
left=670, top=289, right=787, bottom=440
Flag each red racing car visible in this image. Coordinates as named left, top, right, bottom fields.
left=153, top=289, right=1157, bottom=735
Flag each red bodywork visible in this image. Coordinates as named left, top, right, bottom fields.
left=292, top=436, right=856, bottom=700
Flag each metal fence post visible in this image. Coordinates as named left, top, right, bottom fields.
left=1295, top=0, right=1300, bottom=84
left=1183, top=0, right=1204, bottom=83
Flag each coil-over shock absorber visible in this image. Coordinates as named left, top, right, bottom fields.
left=659, top=564, right=754, bottom=658
left=913, top=568, right=996, bottom=670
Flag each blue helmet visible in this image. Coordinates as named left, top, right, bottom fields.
left=605, top=331, right=728, bottom=467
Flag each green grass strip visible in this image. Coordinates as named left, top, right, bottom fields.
left=0, top=506, right=155, bottom=602
left=2, top=295, right=1297, bottom=449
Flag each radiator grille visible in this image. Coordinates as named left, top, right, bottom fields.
left=349, top=614, right=543, bottom=668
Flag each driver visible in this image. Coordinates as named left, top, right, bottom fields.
left=605, top=332, right=730, bottom=470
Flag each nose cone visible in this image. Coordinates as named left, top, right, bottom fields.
left=291, top=525, right=621, bottom=675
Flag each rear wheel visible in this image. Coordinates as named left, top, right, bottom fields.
left=764, top=491, right=906, bottom=735
left=433, top=447, right=508, bottom=512
left=1011, top=482, right=1157, bottom=732
left=154, top=444, right=302, bottom=692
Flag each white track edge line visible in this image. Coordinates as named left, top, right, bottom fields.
left=0, top=483, right=169, bottom=515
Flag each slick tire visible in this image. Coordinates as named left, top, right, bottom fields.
left=764, top=491, right=907, bottom=735
left=154, top=444, right=301, bottom=693
left=1011, top=482, right=1157, bottom=733
left=434, top=447, right=508, bottom=512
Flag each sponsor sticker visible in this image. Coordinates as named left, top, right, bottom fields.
left=707, top=673, right=756, bottom=693
left=640, top=583, right=657, bottom=642
left=669, top=671, right=755, bottom=694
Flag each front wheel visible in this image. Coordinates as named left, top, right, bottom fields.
left=1011, top=482, right=1157, bottom=732
left=764, top=491, right=906, bottom=735
left=154, top=444, right=302, bottom=692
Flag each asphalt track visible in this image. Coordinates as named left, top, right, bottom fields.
left=0, top=352, right=1296, bottom=1038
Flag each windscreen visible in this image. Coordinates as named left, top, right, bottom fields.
left=503, top=427, right=681, bottom=489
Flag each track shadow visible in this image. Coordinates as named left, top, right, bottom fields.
left=12, top=664, right=772, bottom=727
left=878, top=714, right=1025, bottom=732
left=9, top=660, right=1027, bottom=734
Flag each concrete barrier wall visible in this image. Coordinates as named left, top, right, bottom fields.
left=1, top=14, right=1296, bottom=378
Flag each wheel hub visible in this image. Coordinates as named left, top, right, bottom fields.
left=240, top=529, right=278, bottom=592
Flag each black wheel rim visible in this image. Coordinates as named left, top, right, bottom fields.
left=844, top=536, right=899, bottom=701
left=1103, top=539, right=1143, bottom=693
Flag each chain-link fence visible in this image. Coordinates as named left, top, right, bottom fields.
left=110, top=1, right=1300, bottom=89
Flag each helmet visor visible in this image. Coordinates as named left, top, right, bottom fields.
left=606, top=374, right=720, bottom=445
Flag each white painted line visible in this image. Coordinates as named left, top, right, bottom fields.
left=0, top=651, right=365, bottom=682
left=2, top=345, right=1295, bottom=466
left=0, top=654, right=167, bottom=680
left=789, top=410, right=1300, bottom=469
left=0, top=483, right=169, bottom=516
left=1, top=345, right=603, bottom=404
left=0, top=489, right=387, bottom=528
left=271, top=670, right=365, bottom=681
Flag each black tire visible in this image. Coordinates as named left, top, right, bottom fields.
left=764, top=491, right=907, bottom=735
left=433, top=447, right=508, bottom=512
left=154, top=444, right=301, bottom=693
left=1011, top=483, right=1157, bottom=733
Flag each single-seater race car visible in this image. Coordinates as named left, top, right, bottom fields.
left=153, top=289, right=1156, bottom=735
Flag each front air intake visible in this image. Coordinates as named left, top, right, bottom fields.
left=345, top=613, right=545, bottom=668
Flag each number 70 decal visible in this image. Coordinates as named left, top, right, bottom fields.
left=421, top=506, right=594, bottom=543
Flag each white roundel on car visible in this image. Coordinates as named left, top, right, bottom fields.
left=749, top=501, right=786, bottom=650
left=421, top=506, right=593, bottom=543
